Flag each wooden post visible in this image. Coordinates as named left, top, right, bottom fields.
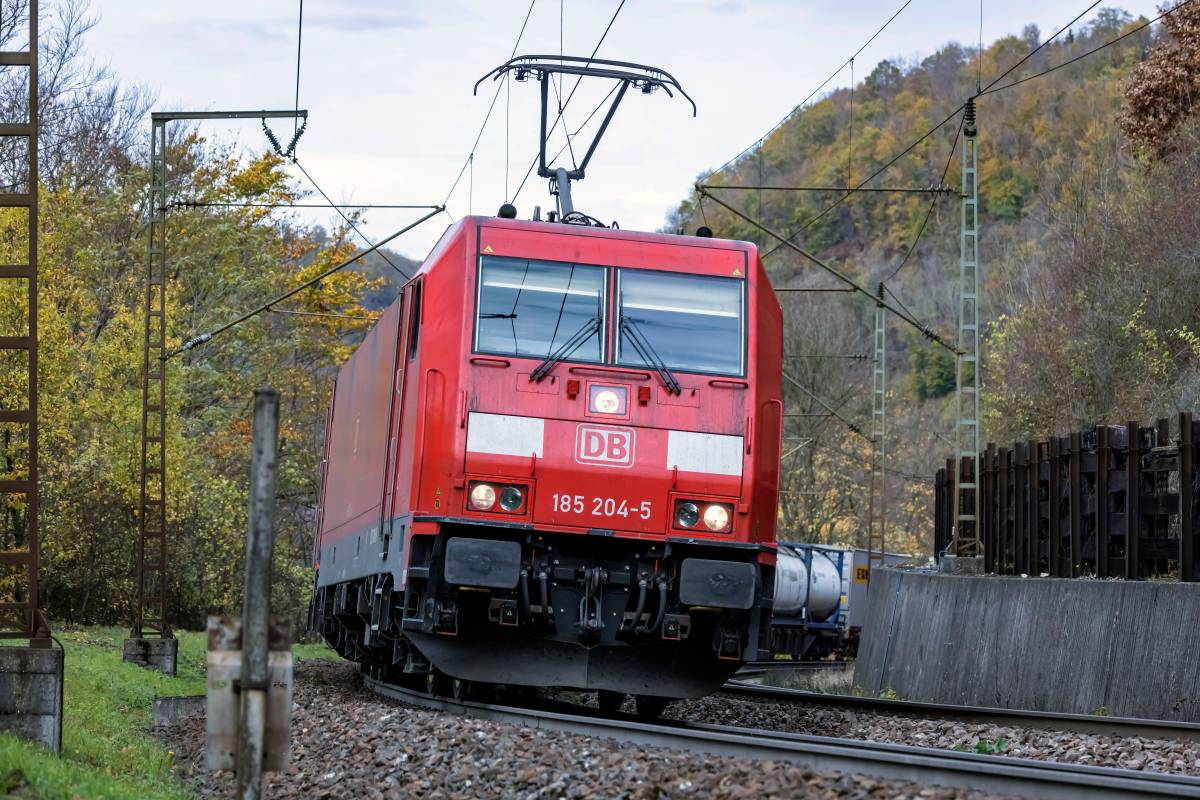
left=997, top=448, right=1009, bottom=573
left=1015, top=443, right=1028, bottom=574
left=1125, top=421, right=1140, bottom=580
left=1048, top=437, right=1061, bottom=577
left=1096, top=426, right=1110, bottom=578
left=983, top=444, right=996, bottom=573
left=1069, top=432, right=1082, bottom=578
left=1182, top=413, right=1195, bottom=582
left=236, top=389, right=279, bottom=800
left=1032, top=443, right=1041, bottom=575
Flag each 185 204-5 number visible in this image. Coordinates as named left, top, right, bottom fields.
left=551, top=493, right=652, bottom=520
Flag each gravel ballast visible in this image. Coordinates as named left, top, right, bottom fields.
left=661, top=692, right=1200, bottom=776
left=162, top=661, right=1017, bottom=799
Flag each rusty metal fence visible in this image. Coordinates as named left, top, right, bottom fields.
left=934, top=412, right=1200, bottom=580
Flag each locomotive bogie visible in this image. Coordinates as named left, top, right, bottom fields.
left=313, top=524, right=773, bottom=696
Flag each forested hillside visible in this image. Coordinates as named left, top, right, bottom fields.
left=670, top=5, right=1200, bottom=554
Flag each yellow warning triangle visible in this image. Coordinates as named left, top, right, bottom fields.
left=732, top=267, right=743, bottom=277
left=483, top=244, right=494, bottom=253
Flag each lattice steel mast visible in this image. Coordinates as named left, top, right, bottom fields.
left=0, top=2, right=43, bottom=644
left=867, top=284, right=886, bottom=570
left=127, top=110, right=306, bottom=674
left=952, top=99, right=981, bottom=557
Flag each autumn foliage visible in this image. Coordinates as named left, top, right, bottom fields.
left=1121, top=1, right=1200, bottom=156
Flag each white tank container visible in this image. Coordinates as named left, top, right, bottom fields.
left=773, top=547, right=841, bottom=621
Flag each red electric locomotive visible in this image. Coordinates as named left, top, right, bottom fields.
left=311, top=55, right=785, bottom=710
left=310, top=212, right=783, bottom=706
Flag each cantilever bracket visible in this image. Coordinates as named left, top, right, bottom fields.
left=475, top=55, right=696, bottom=183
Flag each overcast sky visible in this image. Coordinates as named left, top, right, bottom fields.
left=88, top=0, right=1161, bottom=259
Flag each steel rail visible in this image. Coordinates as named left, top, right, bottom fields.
left=362, top=673, right=1200, bottom=799
left=734, top=661, right=842, bottom=677
left=722, top=680, right=1200, bottom=744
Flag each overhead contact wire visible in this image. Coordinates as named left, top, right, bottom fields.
left=709, top=0, right=913, bottom=180
left=164, top=206, right=445, bottom=361
left=443, top=0, right=538, bottom=209
left=698, top=185, right=959, bottom=355
left=879, top=113, right=964, bottom=284
left=291, top=158, right=412, bottom=278
left=761, top=0, right=1111, bottom=260
left=980, top=0, right=1195, bottom=96
left=512, top=0, right=627, bottom=202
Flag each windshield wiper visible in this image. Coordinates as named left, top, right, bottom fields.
left=620, top=316, right=681, bottom=395
left=529, top=316, right=600, bottom=382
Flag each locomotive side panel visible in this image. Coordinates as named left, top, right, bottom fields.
left=315, top=300, right=403, bottom=587
left=751, top=252, right=784, bottom=540
left=410, top=234, right=471, bottom=519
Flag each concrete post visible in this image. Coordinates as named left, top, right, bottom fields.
left=236, top=389, right=279, bottom=800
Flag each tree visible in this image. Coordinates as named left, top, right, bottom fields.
left=1122, top=1, right=1200, bottom=156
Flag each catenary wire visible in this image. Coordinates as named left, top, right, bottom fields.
left=980, top=0, right=1194, bottom=96
left=443, top=0, right=538, bottom=209
left=760, top=0, right=1110, bottom=260
left=163, top=206, right=444, bottom=361
left=291, top=158, right=412, bottom=278
left=169, top=201, right=440, bottom=210
left=879, top=114, right=964, bottom=284
left=708, top=0, right=914, bottom=180
left=512, top=0, right=627, bottom=203
left=697, top=185, right=959, bottom=354
left=783, top=371, right=870, bottom=442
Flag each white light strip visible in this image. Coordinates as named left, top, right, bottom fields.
left=482, top=280, right=600, bottom=297
left=623, top=301, right=740, bottom=318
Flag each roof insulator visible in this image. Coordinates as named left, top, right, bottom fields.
left=964, top=98, right=977, bottom=138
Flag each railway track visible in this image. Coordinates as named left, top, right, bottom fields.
left=722, top=680, right=1200, bottom=743
left=734, top=660, right=847, bottom=679
left=363, top=673, right=1200, bottom=799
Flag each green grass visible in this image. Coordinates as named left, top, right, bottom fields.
left=0, top=625, right=336, bottom=799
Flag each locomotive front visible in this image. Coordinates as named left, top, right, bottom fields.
left=404, top=219, right=782, bottom=699
left=312, top=216, right=783, bottom=703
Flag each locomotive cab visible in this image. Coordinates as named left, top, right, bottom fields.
left=311, top=214, right=783, bottom=700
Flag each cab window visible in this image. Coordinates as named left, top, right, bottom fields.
left=474, top=255, right=605, bottom=361
left=616, top=270, right=745, bottom=376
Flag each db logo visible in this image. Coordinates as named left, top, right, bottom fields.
left=575, top=424, right=635, bottom=468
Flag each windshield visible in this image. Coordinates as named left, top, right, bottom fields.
left=475, top=256, right=606, bottom=360
left=617, top=271, right=744, bottom=375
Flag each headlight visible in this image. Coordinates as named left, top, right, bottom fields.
left=468, top=483, right=496, bottom=511
left=499, top=485, right=524, bottom=511
left=674, top=501, right=700, bottom=529
left=588, top=384, right=627, bottom=415
left=702, top=504, right=731, bottom=533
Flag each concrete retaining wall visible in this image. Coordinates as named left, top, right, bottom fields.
left=854, top=568, right=1200, bottom=721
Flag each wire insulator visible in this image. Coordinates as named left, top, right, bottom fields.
left=963, top=98, right=977, bottom=138
left=261, top=119, right=283, bottom=155
left=284, top=119, right=308, bottom=159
